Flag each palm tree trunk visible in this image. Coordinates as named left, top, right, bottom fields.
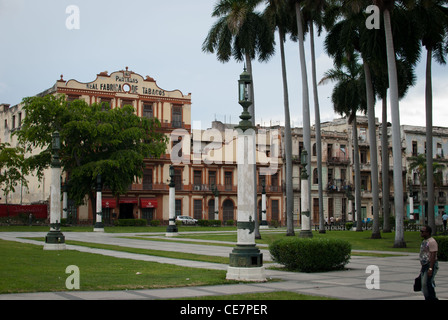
left=310, top=22, right=325, bottom=234
left=279, top=29, right=295, bottom=236
left=426, top=48, right=435, bottom=234
left=363, top=62, right=381, bottom=239
left=295, top=2, right=312, bottom=231
left=353, top=115, right=362, bottom=231
left=381, top=97, right=391, bottom=232
left=384, top=9, right=406, bottom=248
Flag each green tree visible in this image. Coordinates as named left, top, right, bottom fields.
left=0, top=143, right=29, bottom=208
left=14, top=95, right=168, bottom=211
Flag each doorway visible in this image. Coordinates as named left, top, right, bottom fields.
left=119, top=204, right=134, bottom=219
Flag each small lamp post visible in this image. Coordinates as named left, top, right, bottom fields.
left=226, top=68, right=265, bottom=282
left=408, top=178, right=414, bottom=221
left=299, top=150, right=313, bottom=238
left=260, top=181, right=268, bottom=229
left=211, top=184, right=219, bottom=221
left=44, top=131, right=66, bottom=250
left=166, top=165, right=179, bottom=237
left=94, top=174, right=105, bottom=232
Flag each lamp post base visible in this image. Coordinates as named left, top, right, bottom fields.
left=44, top=230, right=66, bottom=251
left=227, top=244, right=266, bottom=281
left=299, top=230, right=313, bottom=238
left=94, top=222, right=105, bottom=233
left=166, top=224, right=179, bottom=237
left=226, top=266, right=266, bottom=282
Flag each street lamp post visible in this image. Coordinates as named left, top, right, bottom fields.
left=166, top=165, right=179, bottom=237
left=94, top=174, right=105, bottom=232
left=44, top=131, right=66, bottom=251
left=211, top=184, right=219, bottom=221
left=226, top=68, right=266, bottom=282
left=299, top=150, right=313, bottom=238
left=260, top=181, right=268, bottom=229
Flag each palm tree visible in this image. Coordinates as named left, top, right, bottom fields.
left=263, top=0, right=297, bottom=236
left=292, top=0, right=312, bottom=233
left=301, top=0, right=335, bottom=234
left=374, top=0, right=407, bottom=247
left=409, top=154, right=428, bottom=223
left=319, top=54, right=367, bottom=231
left=203, top=0, right=275, bottom=238
left=374, top=58, right=417, bottom=232
left=410, top=0, right=448, bottom=233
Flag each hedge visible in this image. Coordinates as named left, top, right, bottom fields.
left=269, top=237, right=351, bottom=273
left=114, top=219, right=147, bottom=227
left=434, top=236, right=448, bottom=261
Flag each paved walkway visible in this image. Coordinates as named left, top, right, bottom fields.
left=0, top=231, right=447, bottom=301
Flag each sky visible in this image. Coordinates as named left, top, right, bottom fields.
left=1, top=0, right=448, bottom=130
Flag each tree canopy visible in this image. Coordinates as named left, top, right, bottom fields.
left=14, top=95, right=168, bottom=206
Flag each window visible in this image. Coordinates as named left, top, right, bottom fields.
left=143, top=103, right=153, bottom=118
left=174, top=168, right=183, bottom=191
left=271, top=200, right=279, bottom=221
left=194, top=199, right=202, bottom=220
left=208, top=171, right=216, bottom=187
left=271, top=173, right=279, bottom=192
left=143, top=169, right=153, bottom=190
left=225, top=171, right=233, bottom=191
left=122, top=100, right=133, bottom=108
left=313, top=168, right=318, bottom=185
left=172, top=105, right=182, bottom=128
left=175, top=199, right=182, bottom=217
left=412, top=141, right=418, bottom=157
left=194, top=170, right=202, bottom=190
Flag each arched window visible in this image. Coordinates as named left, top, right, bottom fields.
left=223, top=199, right=235, bottom=222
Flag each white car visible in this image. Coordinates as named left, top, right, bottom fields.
left=176, top=216, right=198, bottom=225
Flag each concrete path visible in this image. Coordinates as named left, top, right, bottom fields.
left=0, top=231, right=447, bottom=301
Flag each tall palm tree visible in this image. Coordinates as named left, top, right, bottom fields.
left=263, top=0, right=297, bottom=236
left=301, top=0, right=335, bottom=234
left=203, top=0, right=275, bottom=238
left=410, top=0, right=448, bottom=234
left=292, top=0, right=312, bottom=233
left=319, top=54, right=367, bottom=231
left=324, top=1, right=379, bottom=233
left=374, top=0, right=408, bottom=247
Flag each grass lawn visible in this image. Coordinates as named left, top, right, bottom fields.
left=0, top=239, right=229, bottom=294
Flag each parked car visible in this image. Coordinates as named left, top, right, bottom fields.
left=176, top=216, right=198, bottom=225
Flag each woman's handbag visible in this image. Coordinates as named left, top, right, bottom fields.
left=414, top=274, right=422, bottom=292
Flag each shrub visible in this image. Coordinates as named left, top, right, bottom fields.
left=434, top=236, right=448, bottom=261
left=114, top=219, right=147, bottom=227
left=345, top=222, right=354, bottom=230
left=150, top=220, right=161, bottom=227
left=269, top=237, right=351, bottom=273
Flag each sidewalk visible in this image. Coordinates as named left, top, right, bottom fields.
left=0, top=231, right=446, bottom=300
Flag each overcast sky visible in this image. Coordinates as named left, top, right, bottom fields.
left=1, top=0, right=447, bottom=130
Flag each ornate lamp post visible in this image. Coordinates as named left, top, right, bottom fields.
left=299, top=149, right=313, bottom=238
left=94, top=174, right=105, bottom=232
left=166, top=165, right=179, bottom=237
left=211, top=184, right=219, bottom=220
left=226, top=68, right=266, bottom=282
left=408, top=178, right=414, bottom=221
left=44, top=131, right=66, bottom=250
left=260, top=181, right=268, bottom=229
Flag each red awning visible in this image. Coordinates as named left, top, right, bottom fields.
left=119, top=198, right=138, bottom=204
left=140, top=199, right=158, bottom=209
left=102, top=199, right=117, bottom=209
